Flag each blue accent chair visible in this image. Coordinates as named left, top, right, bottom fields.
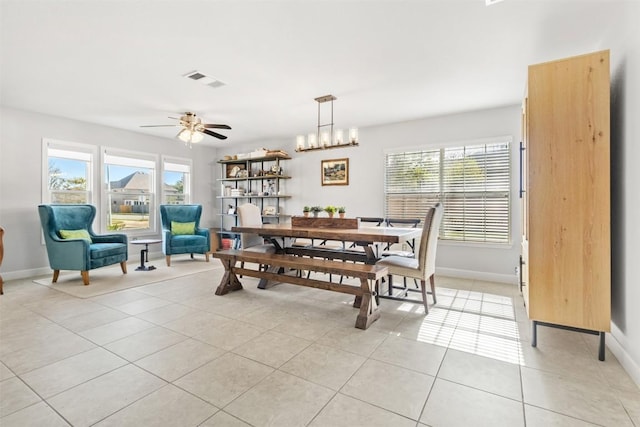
left=38, top=204, right=128, bottom=286
left=159, top=204, right=210, bottom=266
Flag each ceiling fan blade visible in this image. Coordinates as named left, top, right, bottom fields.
left=203, top=124, right=232, bottom=130
left=203, top=129, right=228, bottom=140
left=140, top=124, right=179, bottom=127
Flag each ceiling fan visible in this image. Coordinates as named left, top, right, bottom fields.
left=141, top=112, right=231, bottom=144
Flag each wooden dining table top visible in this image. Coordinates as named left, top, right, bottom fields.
left=231, top=223, right=422, bottom=244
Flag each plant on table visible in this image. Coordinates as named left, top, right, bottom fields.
left=303, top=206, right=311, bottom=217
left=310, top=206, right=323, bottom=217
left=338, top=206, right=346, bottom=218
left=324, top=205, right=337, bottom=218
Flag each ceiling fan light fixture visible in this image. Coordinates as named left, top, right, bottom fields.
left=177, top=128, right=204, bottom=146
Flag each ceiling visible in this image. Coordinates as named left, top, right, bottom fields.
left=0, top=0, right=624, bottom=147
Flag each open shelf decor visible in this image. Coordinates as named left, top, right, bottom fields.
left=295, top=94, right=359, bottom=153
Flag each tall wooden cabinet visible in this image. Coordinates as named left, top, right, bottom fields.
left=521, top=50, right=610, bottom=360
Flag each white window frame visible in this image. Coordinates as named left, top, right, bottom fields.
left=384, top=136, right=512, bottom=245
left=101, top=147, right=158, bottom=235
left=161, top=155, right=192, bottom=205
left=41, top=138, right=96, bottom=205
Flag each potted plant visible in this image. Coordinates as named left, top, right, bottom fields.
left=324, top=205, right=337, bottom=218
left=311, top=206, right=323, bottom=217
left=338, top=206, right=346, bottom=218
left=303, top=206, right=311, bottom=217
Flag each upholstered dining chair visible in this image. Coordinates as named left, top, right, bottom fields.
left=237, top=203, right=275, bottom=252
left=376, top=203, right=443, bottom=313
left=237, top=203, right=275, bottom=273
left=381, top=217, right=421, bottom=257
left=159, top=204, right=210, bottom=266
left=38, top=204, right=128, bottom=286
left=381, top=217, right=421, bottom=288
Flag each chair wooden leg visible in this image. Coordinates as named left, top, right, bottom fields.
left=120, top=261, right=128, bottom=274
left=205, top=253, right=210, bottom=262
left=52, top=269, right=60, bottom=283
left=429, top=274, right=437, bottom=304
left=420, top=279, right=429, bottom=314
left=166, top=256, right=171, bottom=266
left=81, top=271, right=90, bottom=286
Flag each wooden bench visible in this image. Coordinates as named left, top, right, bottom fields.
left=211, top=250, right=388, bottom=329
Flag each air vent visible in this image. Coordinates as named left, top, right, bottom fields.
left=186, top=72, right=206, bottom=81
left=183, top=70, right=226, bottom=89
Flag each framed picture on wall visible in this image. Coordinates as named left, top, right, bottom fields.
left=321, top=158, right=349, bottom=186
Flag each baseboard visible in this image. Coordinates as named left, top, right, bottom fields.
left=608, top=323, right=640, bottom=389
left=2, top=251, right=198, bottom=282
left=3, top=267, right=52, bottom=281
left=436, top=267, right=518, bottom=285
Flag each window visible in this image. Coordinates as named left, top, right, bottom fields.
left=385, top=137, right=511, bottom=244
left=162, top=156, right=192, bottom=204
left=42, top=139, right=95, bottom=204
left=103, top=149, right=157, bottom=232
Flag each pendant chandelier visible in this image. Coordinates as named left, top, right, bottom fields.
left=295, top=95, right=358, bottom=152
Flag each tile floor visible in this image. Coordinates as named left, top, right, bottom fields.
left=1, top=266, right=639, bottom=426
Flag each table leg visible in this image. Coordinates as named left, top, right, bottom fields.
left=355, top=278, right=380, bottom=329
left=215, top=258, right=243, bottom=295
left=135, top=244, right=156, bottom=271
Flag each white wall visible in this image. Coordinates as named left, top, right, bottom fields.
left=0, top=107, right=217, bottom=278
left=217, top=105, right=522, bottom=284
left=606, top=0, right=640, bottom=388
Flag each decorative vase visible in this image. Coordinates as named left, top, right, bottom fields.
left=328, top=213, right=334, bottom=218
left=339, top=213, right=345, bottom=219
left=303, top=212, right=309, bottom=217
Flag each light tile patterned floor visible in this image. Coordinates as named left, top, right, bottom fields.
left=1, top=266, right=638, bottom=426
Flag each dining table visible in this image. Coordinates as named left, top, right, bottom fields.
left=231, top=222, right=421, bottom=288
left=231, top=222, right=422, bottom=264
left=210, top=222, right=422, bottom=329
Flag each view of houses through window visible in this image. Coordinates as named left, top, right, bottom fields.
left=385, top=138, right=511, bottom=244
left=104, top=150, right=156, bottom=232
left=44, top=142, right=193, bottom=234
left=163, top=157, right=191, bottom=205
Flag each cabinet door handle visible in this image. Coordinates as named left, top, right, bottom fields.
left=519, top=141, right=525, bottom=198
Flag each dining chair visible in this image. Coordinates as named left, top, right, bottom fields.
left=346, top=216, right=385, bottom=257
left=376, top=203, right=443, bottom=313
left=237, top=203, right=275, bottom=272
left=381, top=217, right=421, bottom=288
left=382, top=217, right=421, bottom=257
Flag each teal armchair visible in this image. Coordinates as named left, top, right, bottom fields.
left=159, top=204, right=210, bottom=266
left=38, top=204, right=128, bottom=286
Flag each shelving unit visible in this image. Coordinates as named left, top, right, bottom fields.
left=217, top=153, right=291, bottom=247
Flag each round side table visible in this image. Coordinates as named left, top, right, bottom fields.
left=132, top=239, right=162, bottom=271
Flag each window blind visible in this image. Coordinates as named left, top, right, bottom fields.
left=384, top=141, right=511, bottom=243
